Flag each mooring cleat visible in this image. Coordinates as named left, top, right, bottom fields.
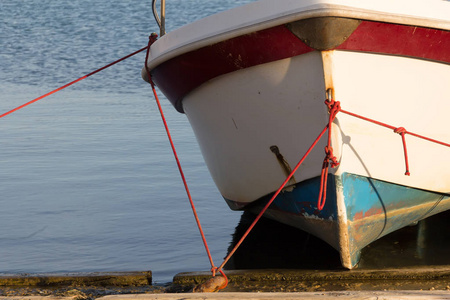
left=192, top=275, right=227, bottom=293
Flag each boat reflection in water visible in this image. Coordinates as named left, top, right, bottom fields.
left=224, top=210, right=450, bottom=271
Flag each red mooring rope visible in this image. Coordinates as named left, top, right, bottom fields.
left=0, top=46, right=149, bottom=119
left=144, top=34, right=226, bottom=284
left=218, top=124, right=330, bottom=271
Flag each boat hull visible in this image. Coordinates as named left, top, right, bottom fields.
left=179, top=48, right=450, bottom=267
left=144, top=2, right=450, bottom=268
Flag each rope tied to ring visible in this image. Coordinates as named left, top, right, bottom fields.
left=316, top=95, right=450, bottom=211
left=318, top=98, right=341, bottom=211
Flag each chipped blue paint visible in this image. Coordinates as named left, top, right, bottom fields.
left=341, top=173, right=446, bottom=223
left=340, top=173, right=449, bottom=267
left=270, top=176, right=338, bottom=221
left=225, top=172, right=450, bottom=268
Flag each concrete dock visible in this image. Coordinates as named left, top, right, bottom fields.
left=1, top=291, right=450, bottom=299
left=1, top=268, right=450, bottom=299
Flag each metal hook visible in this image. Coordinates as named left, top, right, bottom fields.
left=326, top=88, right=333, bottom=101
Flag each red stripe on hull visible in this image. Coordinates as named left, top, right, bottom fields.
left=151, top=20, right=450, bottom=112
left=337, top=21, right=450, bottom=63
left=152, top=25, right=314, bottom=112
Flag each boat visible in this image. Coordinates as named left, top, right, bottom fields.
left=142, top=0, right=450, bottom=269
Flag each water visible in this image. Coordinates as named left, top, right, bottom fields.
left=0, top=0, right=256, bottom=284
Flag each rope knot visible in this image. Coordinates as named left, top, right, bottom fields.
left=394, top=127, right=406, bottom=134
left=324, top=146, right=339, bottom=168
left=324, top=98, right=334, bottom=110
left=325, top=99, right=341, bottom=118
left=145, top=33, right=159, bottom=86
left=149, top=32, right=158, bottom=44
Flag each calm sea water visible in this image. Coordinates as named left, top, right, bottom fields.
left=0, top=0, right=256, bottom=284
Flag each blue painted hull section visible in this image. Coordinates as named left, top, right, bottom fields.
left=340, top=173, right=449, bottom=266
left=227, top=173, right=450, bottom=268
left=271, top=176, right=338, bottom=221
